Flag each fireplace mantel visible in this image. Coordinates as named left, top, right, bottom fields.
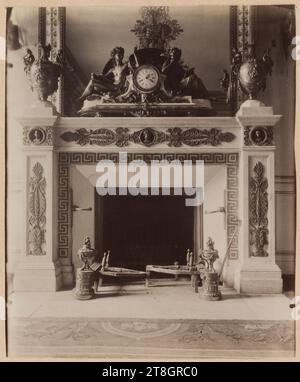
left=15, top=103, right=283, bottom=294
left=20, top=112, right=280, bottom=152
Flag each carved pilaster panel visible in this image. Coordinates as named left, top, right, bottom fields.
left=244, top=126, right=274, bottom=146
left=249, top=161, right=269, bottom=257
left=23, top=126, right=53, bottom=146
left=28, top=162, right=46, bottom=256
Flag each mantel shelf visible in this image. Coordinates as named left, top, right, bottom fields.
left=17, top=114, right=282, bottom=130
left=56, top=116, right=241, bottom=129
left=19, top=111, right=282, bottom=151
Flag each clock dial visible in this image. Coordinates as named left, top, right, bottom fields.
left=133, top=65, right=160, bottom=93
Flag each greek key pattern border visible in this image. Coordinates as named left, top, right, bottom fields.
left=58, top=152, right=239, bottom=260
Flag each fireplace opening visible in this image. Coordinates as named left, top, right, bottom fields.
left=95, top=191, right=197, bottom=271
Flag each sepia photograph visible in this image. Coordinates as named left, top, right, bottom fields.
left=2, top=1, right=299, bottom=361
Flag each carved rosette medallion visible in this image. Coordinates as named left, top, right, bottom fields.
left=249, top=161, right=269, bottom=257
left=60, top=127, right=236, bottom=148
left=28, top=162, right=46, bottom=256
left=244, top=126, right=274, bottom=146
left=131, top=128, right=166, bottom=147
left=23, top=126, right=53, bottom=146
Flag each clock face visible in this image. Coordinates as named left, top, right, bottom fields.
left=133, top=65, right=160, bottom=93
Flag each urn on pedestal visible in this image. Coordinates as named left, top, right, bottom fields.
left=223, top=45, right=273, bottom=108
left=238, top=47, right=273, bottom=101
left=197, top=237, right=222, bottom=301
left=23, top=44, right=63, bottom=113
left=74, top=237, right=96, bottom=300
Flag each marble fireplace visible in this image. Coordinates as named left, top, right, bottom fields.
left=15, top=102, right=283, bottom=294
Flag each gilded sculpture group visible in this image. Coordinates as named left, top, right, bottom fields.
left=78, top=46, right=209, bottom=103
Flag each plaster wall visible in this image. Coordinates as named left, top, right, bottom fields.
left=255, top=5, right=296, bottom=275
left=66, top=5, right=230, bottom=90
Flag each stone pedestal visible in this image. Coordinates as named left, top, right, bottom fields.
left=74, top=269, right=95, bottom=300
left=200, top=271, right=222, bottom=301
left=235, top=101, right=283, bottom=294
left=236, top=99, right=274, bottom=117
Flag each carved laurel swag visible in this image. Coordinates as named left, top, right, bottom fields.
left=28, top=162, right=46, bottom=255
left=60, top=127, right=235, bottom=147
left=167, top=128, right=235, bottom=147
left=249, top=161, right=269, bottom=257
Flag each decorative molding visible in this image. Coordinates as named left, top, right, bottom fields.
left=28, top=162, right=46, bottom=256
left=276, top=250, right=295, bottom=256
left=57, top=152, right=239, bottom=260
left=45, top=7, right=65, bottom=114
left=23, top=126, right=53, bottom=146
left=275, top=175, right=295, bottom=184
left=236, top=6, right=250, bottom=108
left=60, top=127, right=236, bottom=148
left=57, top=116, right=240, bottom=129
left=38, top=7, right=46, bottom=45
left=249, top=161, right=269, bottom=257
left=244, top=126, right=274, bottom=146
left=275, top=191, right=296, bottom=195
left=236, top=6, right=249, bottom=52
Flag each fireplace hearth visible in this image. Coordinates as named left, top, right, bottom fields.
left=95, top=192, right=196, bottom=271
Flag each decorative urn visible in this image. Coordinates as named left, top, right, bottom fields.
left=238, top=47, right=273, bottom=100
left=222, top=46, right=273, bottom=104
left=24, top=44, right=62, bottom=106
left=77, top=236, right=96, bottom=270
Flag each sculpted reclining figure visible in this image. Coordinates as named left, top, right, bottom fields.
left=78, top=46, right=129, bottom=101
left=161, top=47, right=209, bottom=99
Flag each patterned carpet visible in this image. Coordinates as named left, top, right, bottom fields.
left=8, top=317, right=295, bottom=359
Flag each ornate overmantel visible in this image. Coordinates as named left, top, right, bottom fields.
left=15, top=102, right=282, bottom=293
